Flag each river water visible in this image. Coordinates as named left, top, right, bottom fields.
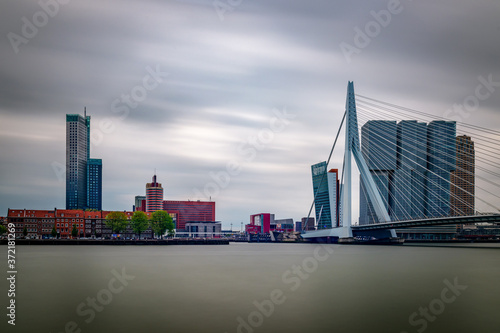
left=1, top=243, right=499, bottom=333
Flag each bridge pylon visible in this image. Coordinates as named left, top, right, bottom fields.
left=302, top=82, right=397, bottom=242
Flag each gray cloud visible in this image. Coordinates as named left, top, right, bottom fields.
left=1, top=0, right=499, bottom=226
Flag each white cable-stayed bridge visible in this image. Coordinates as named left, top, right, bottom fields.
left=302, top=82, right=500, bottom=243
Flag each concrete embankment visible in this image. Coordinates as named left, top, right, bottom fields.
left=0, top=239, right=229, bottom=245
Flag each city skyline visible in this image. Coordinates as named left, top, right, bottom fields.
left=1, top=0, right=500, bottom=228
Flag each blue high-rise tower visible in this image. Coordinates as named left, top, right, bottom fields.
left=311, top=162, right=332, bottom=229
left=66, top=113, right=90, bottom=210
left=66, top=109, right=102, bottom=210
left=426, top=120, right=456, bottom=217
left=87, top=158, right=102, bottom=210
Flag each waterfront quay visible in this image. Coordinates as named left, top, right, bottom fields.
left=0, top=238, right=229, bottom=246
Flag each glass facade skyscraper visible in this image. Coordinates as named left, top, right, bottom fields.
left=66, top=112, right=102, bottom=210
left=87, top=158, right=102, bottom=210
left=311, top=162, right=331, bottom=229
left=393, top=121, right=427, bottom=219
left=425, top=121, right=456, bottom=217
left=359, top=121, right=396, bottom=224
left=311, top=162, right=339, bottom=229
left=360, top=119, right=456, bottom=224
left=66, top=114, right=90, bottom=210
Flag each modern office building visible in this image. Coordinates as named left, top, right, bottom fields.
left=393, top=120, right=427, bottom=220
left=246, top=213, right=295, bottom=234
left=134, top=195, right=146, bottom=212
left=137, top=174, right=215, bottom=230
left=146, top=174, right=164, bottom=212
left=311, top=162, right=340, bottom=229
left=359, top=121, right=396, bottom=224
left=162, top=200, right=215, bottom=231
left=247, top=213, right=274, bottom=234
left=451, top=135, right=475, bottom=216
left=360, top=119, right=456, bottom=224
left=66, top=113, right=90, bottom=210
left=185, top=221, right=221, bottom=238
left=87, top=158, right=102, bottom=210
left=312, top=162, right=331, bottom=229
left=425, top=120, right=456, bottom=217
left=273, top=218, right=295, bottom=232
left=66, top=110, right=102, bottom=210
left=301, top=217, right=315, bottom=231
left=328, top=169, right=340, bottom=228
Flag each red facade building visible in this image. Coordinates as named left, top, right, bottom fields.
left=162, top=200, right=215, bottom=231
left=146, top=174, right=163, bottom=212
left=247, top=213, right=273, bottom=234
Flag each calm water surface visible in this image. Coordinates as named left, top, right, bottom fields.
left=1, top=243, right=499, bottom=333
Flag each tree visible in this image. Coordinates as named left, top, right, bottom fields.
left=71, top=224, right=78, bottom=238
left=150, top=210, right=174, bottom=239
left=0, top=225, right=7, bottom=235
left=105, top=211, right=129, bottom=235
left=131, top=211, right=149, bottom=239
left=23, top=226, right=28, bottom=238
left=51, top=226, right=57, bottom=238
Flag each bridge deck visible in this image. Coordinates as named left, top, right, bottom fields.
left=352, top=214, right=500, bottom=231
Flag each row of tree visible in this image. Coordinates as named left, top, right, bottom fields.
left=105, top=210, right=175, bottom=239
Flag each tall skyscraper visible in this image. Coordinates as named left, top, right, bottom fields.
left=451, top=135, right=475, bottom=216
left=87, top=158, right=102, bottom=210
left=328, top=169, right=340, bottom=228
left=66, top=110, right=102, bottom=210
left=359, top=121, right=396, bottom=224
left=146, top=174, right=163, bottom=212
left=311, top=162, right=340, bottom=229
left=425, top=121, right=456, bottom=217
left=312, top=162, right=331, bottom=229
left=66, top=113, right=90, bottom=210
left=359, top=119, right=456, bottom=224
left=393, top=120, right=427, bottom=220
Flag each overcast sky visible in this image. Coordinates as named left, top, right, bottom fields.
left=1, top=0, right=499, bottom=228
